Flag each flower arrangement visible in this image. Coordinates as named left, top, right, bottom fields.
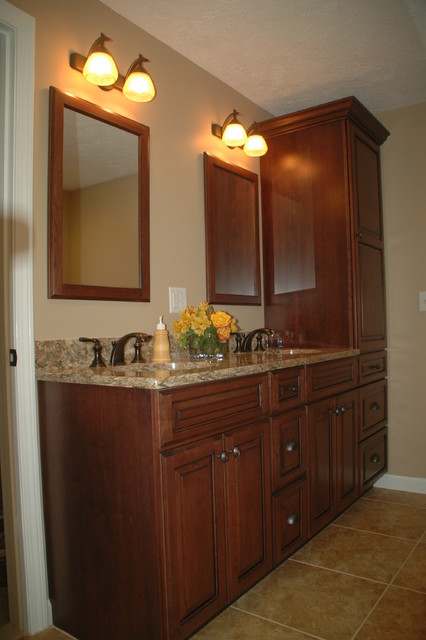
left=173, top=301, right=239, bottom=358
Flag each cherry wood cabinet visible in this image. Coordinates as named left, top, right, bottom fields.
left=258, top=96, right=389, bottom=353
left=162, top=421, right=271, bottom=640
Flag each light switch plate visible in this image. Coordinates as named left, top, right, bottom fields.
left=169, top=287, right=187, bottom=313
left=419, top=291, right=426, bottom=312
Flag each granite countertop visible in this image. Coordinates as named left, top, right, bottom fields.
left=36, top=346, right=359, bottom=390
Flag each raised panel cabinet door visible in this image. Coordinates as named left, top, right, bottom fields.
left=161, top=436, right=227, bottom=640
left=272, top=478, right=308, bottom=566
left=271, top=407, right=307, bottom=491
left=351, top=127, right=383, bottom=243
left=335, top=390, right=359, bottom=512
left=224, top=422, right=272, bottom=601
left=357, top=241, right=387, bottom=352
left=308, top=398, right=336, bottom=537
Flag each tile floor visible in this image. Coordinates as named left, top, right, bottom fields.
left=2, top=487, right=425, bottom=640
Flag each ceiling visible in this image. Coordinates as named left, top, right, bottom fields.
left=101, top=0, right=426, bottom=117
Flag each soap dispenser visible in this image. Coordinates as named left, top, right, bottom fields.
left=152, top=315, right=171, bottom=363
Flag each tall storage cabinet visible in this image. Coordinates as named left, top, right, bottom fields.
left=258, top=96, right=389, bottom=353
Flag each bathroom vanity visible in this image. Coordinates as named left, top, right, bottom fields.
left=37, top=348, right=387, bottom=640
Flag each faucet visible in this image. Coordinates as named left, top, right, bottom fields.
left=110, top=332, right=152, bottom=365
left=241, top=328, right=273, bottom=352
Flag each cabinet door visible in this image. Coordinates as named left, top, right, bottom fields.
left=272, top=478, right=308, bottom=566
left=350, top=126, right=387, bottom=352
left=161, top=436, right=227, bottom=640
left=271, top=407, right=307, bottom=491
left=308, top=398, right=335, bottom=537
left=224, top=422, right=272, bottom=601
left=335, top=390, right=359, bottom=512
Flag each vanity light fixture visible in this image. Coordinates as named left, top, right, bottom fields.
left=211, top=109, right=268, bottom=156
left=122, top=54, right=156, bottom=102
left=243, top=123, right=268, bottom=157
left=70, top=34, right=157, bottom=102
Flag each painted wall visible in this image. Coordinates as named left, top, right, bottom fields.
left=8, top=0, right=271, bottom=339
left=378, top=102, right=426, bottom=481
left=7, top=0, right=425, bottom=482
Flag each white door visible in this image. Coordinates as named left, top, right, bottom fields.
left=0, top=0, right=50, bottom=634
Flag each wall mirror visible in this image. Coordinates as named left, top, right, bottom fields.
left=204, top=153, right=261, bottom=305
left=48, top=86, right=150, bottom=301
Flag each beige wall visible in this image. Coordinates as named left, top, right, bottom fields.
left=9, top=0, right=270, bottom=339
left=378, top=102, right=426, bottom=480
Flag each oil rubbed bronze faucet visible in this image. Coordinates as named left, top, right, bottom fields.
left=241, top=328, right=273, bottom=352
left=110, top=332, right=152, bottom=365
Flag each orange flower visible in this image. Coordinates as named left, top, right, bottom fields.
left=211, top=311, right=231, bottom=329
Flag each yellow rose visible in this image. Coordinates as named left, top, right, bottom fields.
left=211, top=311, right=231, bottom=329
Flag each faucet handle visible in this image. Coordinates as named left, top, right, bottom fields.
left=79, top=337, right=107, bottom=368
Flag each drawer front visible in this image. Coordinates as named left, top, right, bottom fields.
left=307, top=357, right=358, bottom=402
left=158, top=374, right=268, bottom=447
left=359, top=352, right=387, bottom=384
left=359, top=428, right=387, bottom=491
left=270, top=408, right=307, bottom=491
left=272, top=479, right=308, bottom=566
left=360, top=380, right=387, bottom=440
left=270, top=367, right=305, bottom=413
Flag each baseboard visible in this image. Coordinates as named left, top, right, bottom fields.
left=374, top=473, right=426, bottom=494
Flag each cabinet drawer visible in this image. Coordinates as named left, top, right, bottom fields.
left=272, top=478, right=308, bottom=566
left=158, top=374, right=268, bottom=447
left=270, top=408, right=307, bottom=491
left=359, top=428, right=387, bottom=491
left=360, top=380, right=387, bottom=440
left=359, top=352, right=387, bottom=384
left=269, top=367, right=305, bottom=413
left=306, top=357, right=358, bottom=402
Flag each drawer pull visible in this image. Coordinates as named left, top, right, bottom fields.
left=371, top=453, right=380, bottom=464
left=371, top=402, right=380, bottom=411
left=279, top=384, right=298, bottom=396
left=287, top=511, right=299, bottom=526
left=285, top=438, right=299, bottom=452
left=217, top=451, right=229, bottom=463
left=229, top=446, right=241, bottom=458
left=176, top=410, right=181, bottom=422
left=369, top=363, right=382, bottom=370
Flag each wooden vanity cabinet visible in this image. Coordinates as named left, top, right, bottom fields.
left=269, top=367, right=308, bottom=565
left=162, top=420, right=272, bottom=640
left=258, top=96, right=389, bottom=353
left=38, top=374, right=271, bottom=640
left=306, top=358, right=359, bottom=537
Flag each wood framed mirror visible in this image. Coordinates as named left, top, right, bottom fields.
left=48, top=86, right=150, bottom=301
left=204, top=152, right=261, bottom=305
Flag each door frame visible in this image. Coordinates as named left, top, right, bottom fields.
left=0, top=0, right=51, bottom=633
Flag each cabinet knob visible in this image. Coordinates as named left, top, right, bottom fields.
left=371, top=453, right=380, bottom=464
left=217, top=451, right=229, bottom=463
left=356, top=231, right=364, bottom=239
left=230, top=446, right=241, bottom=458
left=287, top=511, right=299, bottom=526
left=285, top=438, right=299, bottom=452
left=371, top=402, right=380, bottom=411
left=340, top=406, right=346, bottom=414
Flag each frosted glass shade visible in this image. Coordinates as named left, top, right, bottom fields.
left=222, top=122, right=247, bottom=147
left=123, top=71, right=156, bottom=102
left=244, top=134, right=268, bottom=157
left=83, top=52, right=118, bottom=86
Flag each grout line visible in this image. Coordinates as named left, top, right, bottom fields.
left=229, top=605, right=327, bottom=640
left=331, top=521, right=423, bottom=543
left=288, top=557, right=390, bottom=587
left=361, top=495, right=426, bottom=510
left=349, top=527, right=426, bottom=639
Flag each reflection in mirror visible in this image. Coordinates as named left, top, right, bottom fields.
left=48, top=86, right=150, bottom=301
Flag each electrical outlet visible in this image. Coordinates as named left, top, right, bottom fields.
left=419, top=291, right=426, bottom=312
left=169, top=287, right=187, bottom=313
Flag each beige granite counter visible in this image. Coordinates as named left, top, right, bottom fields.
left=35, top=340, right=359, bottom=390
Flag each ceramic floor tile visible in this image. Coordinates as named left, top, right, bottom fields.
left=393, top=542, right=426, bottom=593
left=192, top=607, right=314, bottom=639
left=293, top=524, right=414, bottom=583
left=234, top=559, right=385, bottom=640
left=354, top=585, right=426, bottom=640
left=366, top=488, right=426, bottom=509
left=336, top=496, right=426, bottom=540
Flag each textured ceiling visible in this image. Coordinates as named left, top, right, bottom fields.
left=101, top=0, right=426, bottom=116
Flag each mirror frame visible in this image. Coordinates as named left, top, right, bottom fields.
left=204, top=152, right=261, bottom=305
left=48, top=86, right=150, bottom=301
